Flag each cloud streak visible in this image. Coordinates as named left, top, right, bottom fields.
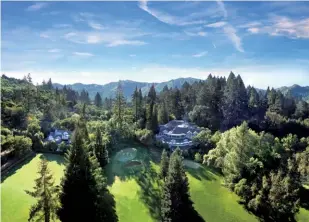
left=138, top=0, right=206, bottom=26
left=73, top=52, right=94, bottom=57
left=247, top=16, right=309, bottom=39
left=193, top=51, right=208, bottom=58
left=26, top=3, right=48, bottom=11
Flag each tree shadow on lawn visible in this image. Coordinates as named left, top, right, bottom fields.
left=1, top=154, right=36, bottom=183
left=136, top=163, right=162, bottom=221
left=300, top=185, right=309, bottom=210
left=186, top=166, right=217, bottom=181
left=39, top=153, right=65, bottom=166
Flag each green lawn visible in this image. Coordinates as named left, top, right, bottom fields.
left=1, top=147, right=309, bottom=222
left=187, top=167, right=258, bottom=222
left=1, top=154, right=65, bottom=222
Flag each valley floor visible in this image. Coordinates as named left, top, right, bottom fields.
left=1, top=148, right=308, bottom=222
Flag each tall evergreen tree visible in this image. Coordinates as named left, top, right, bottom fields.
left=132, top=87, right=143, bottom=122
left=161, top=148, right=193, bottom=222
left=158, top=101, right=169, bottom=124
left=58, top=121, right=96, bottom=221
left=172, top=88, right=184, bottom=120
left=160, top=149, right=169, bottom=180
left=222, top=72, right=248, bottom=130
left=47, top=78, right=53, bottom=90
left=113, top=82, right=126, bottom=127
left=25, top=158, right=59, bottom=222
left=146, top=85, right=157, bottom=131
left=94, top=128, right=109, bottom=167
left=94, top=92, right=102, bottom=107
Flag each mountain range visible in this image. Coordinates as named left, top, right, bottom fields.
left=53, top=77, right=201, bottom=100
left=53, top=78, right=309, bottom=102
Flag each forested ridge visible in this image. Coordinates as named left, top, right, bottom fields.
left=1, top=72, right=309, bottom=222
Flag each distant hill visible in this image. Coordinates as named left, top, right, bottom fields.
left=53, top=77, right=202, bottom=100
left=278, top=84, right=309, bottom=101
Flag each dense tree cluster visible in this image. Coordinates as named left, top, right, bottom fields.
left=204, top=122, right=308, bottom=220
left=161, top=148, right=194, bottom=222
left=2, top=72, right=309, bottom=222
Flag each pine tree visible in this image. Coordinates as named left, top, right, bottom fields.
left=25, top=73, right=35, bottom=112
left=89, top=155, right=118, bottom=222
left=113, top=82, right=126, bottom=127
left=160, top=149, right=169, bottom=180
left=152, top=104, right=159, bottom=133
left=172, top=88, right=184, bottom=120
left=94, top=128, right=109, bottom=167
left=25, top=158, right=59, bottom=222
left=58, top=121, right=96, bottom=221
left=158, top=102, right=169, bottom=124
left=132, top=87, right=142, bottom=122
left=222, top=72, right=248, bottom=130
left=161, top=148, right=193, bottom=222
left=146, top=85, right=157, bottom=131
left=47, top=78, right=53, bottom=90
left=94, top=92, right=102, bottom=107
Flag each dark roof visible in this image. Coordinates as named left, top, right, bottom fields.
left=172, top=126, right=189, bottom=134
left=159, top=120, right=200, bottom=135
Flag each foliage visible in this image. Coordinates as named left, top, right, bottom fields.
left=25, top=157, right=59, bottom=222
left=135, top=129, right=153, bottom=146
left=192, top=128, right=214, bottom=154
left=160, top=149, right=169, bottom=180
left=161, top=148, right=194, bottom=222
left=194, top=153, right=202, bottom=163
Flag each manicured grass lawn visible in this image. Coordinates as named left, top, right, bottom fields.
left=1, top=154, right=65, bottom=222
left=2, top=147, right=308, bottom=222
left=107, top=146, right=258, bottom=222
left=187, top=167, right=258, bottom=222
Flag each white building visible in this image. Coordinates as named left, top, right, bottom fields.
left=156, top=120, right=201, bottom=149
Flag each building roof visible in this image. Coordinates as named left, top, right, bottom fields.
left=159, top=120, right=200, bottom=136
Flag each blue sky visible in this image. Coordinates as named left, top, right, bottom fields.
left=1, top=1, right=309, bottom=88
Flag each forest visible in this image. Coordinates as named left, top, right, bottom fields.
left=1, top=72, right=309, bottom=222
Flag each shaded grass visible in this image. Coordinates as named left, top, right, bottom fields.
left=2, top=146, right=308, bottom=222
left=187, top=166, right=259, bottom=222
left=1, top=154, right=65, bottom=222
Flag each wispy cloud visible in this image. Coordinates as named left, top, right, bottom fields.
left=129, top=54, right=136, bottom=57
left=184, top=31, right=207, bottom=37
left=214, top=1, right=244, bottom=53
left=107, top=40, right=147, bottom=47
left=73, top=52, right=94, bottom=57
left=39, top=33, right=50, bottom=38
left=216, top=0, right=227, bottom=18
left=48, top=49, right=61, bottom=53
left=88, top=21, right=105, bottom=30
left=247, top=16, right=309, bottom=39
left=193, top=51, right=208, bottom=58
left=138, top=0, right=206, bottom=26
left=223, top=25, right=244, bottom=52
left=26, top=3, right=48, bottom=12
left=206, top=21, right=226, bottom=28
left=53, top=24, right=72, bottom=28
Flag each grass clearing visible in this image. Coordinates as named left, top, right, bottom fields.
left=1, top=154, right=65, bottom=222
left=1, top=147, right=308, bottom=222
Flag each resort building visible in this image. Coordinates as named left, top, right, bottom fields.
left=46, top=129, right=72, bottom=146
left=155, top=120, right=201, bottom=150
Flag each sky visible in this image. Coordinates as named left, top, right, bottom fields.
left=1, top=1, right=309, bottom=88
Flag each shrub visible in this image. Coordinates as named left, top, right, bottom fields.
left=12, top=136, right=32, bottom=157
left=58, top=142, right=71, bottom=152
left=44, top=141, right=58, bottom=151
left=194, top=152, right=202, bottom=163
left=1, top=127, right=12, bottom=136
left=135, top=129, right=153, bottom=146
